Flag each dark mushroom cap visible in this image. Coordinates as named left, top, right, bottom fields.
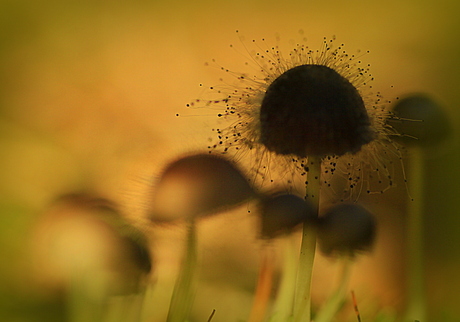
left=317, top=203, right=376, bottom=257
left=389, top=94, right=451, bottom=147
left=259, top=193, right=316, bottom=239
left=260, top=64, right=375, bottom=157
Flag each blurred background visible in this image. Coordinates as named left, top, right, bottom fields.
left=1, top=0, right=459, bottom=321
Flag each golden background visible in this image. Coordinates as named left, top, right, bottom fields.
left=1, top=0, right=459, bottom=321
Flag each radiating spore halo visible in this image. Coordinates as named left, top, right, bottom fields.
left=188, top=31, right=403, bottom=200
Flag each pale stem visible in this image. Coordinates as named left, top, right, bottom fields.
left=167, top=218, right=198, bottom=322
left=270, top=234, right=299, bottom=322
left=405, top=147, right=426, bottom=322
left=105, top=292, right=146, bottom=322
left=314, top=258, right=353, bottom=322
left=293, top=156, right=322, bottom=322
left=68, top=270, right=106, bottom=322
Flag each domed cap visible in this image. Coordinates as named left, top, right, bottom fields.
left=258, top=193, right=316, bottom=239
left=317, top=203, right=376, bottom=256
left=260, top=65, right=375, bottom=157
left=390, top=94, right=451, bottom=147
left=150, top=153, right=256, bottom=222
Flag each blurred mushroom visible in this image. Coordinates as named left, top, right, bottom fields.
left=317, top=203, right=376, bottom=257
left=150, top=153, right=257, bottom=222
left=30, top=193, right=153, bottom=322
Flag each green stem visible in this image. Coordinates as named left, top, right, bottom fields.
left=270, top=235, right=298, bottom=322
left=405, top=147, right=426, bottom=322
left=167, top=218, right=198, bottom=322
left=314, top=258, right=353, bottom=322
left=105, top=293, right=145, bottom=322
left=68, top=271, right=106, bottom=322
left=293, top=156, right=322, bottom=322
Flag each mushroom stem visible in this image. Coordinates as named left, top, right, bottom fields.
left=167, top=218, right=198, bottom=322
left=294, top=156, right=322, bottom=322
left=270, top=234, right=298, bottom=322
left=314, top=258, right=353, bottom=322
left=67, top=270, right=106, bottom=322
left=405, top=147, right=426, bottom=322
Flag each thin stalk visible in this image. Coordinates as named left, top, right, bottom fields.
left=270, top=234, right=299, bottom=322
left=68, top=271, right=106, bottom=322
left=314, top=258, right=353, bottom=322
left=293, top=156, right=322, bottom=322
left=405, top=147, right=426, bottom=322
left=167, top=218, right=198, bottom=322
left=105, top=293, right=145, bottom=322
left=248, top=246, right=276, bottom=322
